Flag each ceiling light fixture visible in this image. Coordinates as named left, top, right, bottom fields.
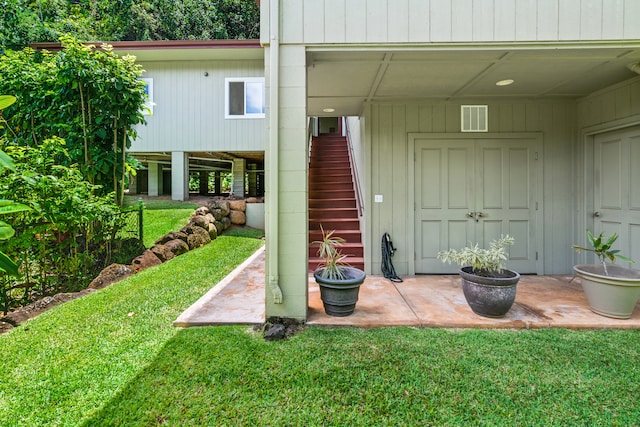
left=323, top=108, right=335, bottom=113
left=496, top=79, right=514, bottom=86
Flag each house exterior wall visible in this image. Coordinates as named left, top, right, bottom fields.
left=265, top=0, right=640, bottom=45
left=131, top=60, right=265, bottom=153
left=574, top=76, right=640, bottom=264
left=364, top=99, right=578, bottom=275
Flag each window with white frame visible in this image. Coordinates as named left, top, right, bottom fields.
left=225, top=77, right=265, bottom=118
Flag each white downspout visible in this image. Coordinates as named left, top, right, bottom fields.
left=267, top=0, right=283, bottom=303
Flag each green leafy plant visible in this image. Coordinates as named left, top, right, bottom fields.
left=573, top=230, right=634, bottom=276
left=0, top=95, right=30, bottom=276
left=438, top=235, right=515, bottom=276
left=313, top=226, right=350, bottom=280
left=0, top=37, right=147, bottom=206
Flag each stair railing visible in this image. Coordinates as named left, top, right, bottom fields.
left=344, top=118, right=364, bottom=217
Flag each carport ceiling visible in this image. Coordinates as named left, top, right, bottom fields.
left=307, top=46, right=640, bottom=116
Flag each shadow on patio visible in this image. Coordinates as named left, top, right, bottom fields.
left=174, top=246, right=640, bottom=330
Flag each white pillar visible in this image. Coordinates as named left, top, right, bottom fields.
left=264, top=43, right=309, bottom=321
left=232, top=158, right=246, bottom=197
left=148, top=162, right=163, bottom=197
left=171, top=152, right=189, bottom=201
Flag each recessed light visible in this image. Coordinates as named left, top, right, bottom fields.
left=496, top=79, right=514, bottom=86
left=322, top=108, right=335, bottom=113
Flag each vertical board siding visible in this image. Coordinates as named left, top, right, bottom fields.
left=367, top=99, right=577, bottom=275
left=280, top=0, right=640, bottom=44
left=131, top=60, right=265, bottom=153
left=578, top=78, right=640, bottom=128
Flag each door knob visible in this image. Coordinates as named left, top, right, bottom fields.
left=467, top=212, right=476, bottom=218
left=593, top=211, right=601, bottom=218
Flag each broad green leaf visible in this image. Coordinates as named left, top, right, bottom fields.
left=0, top=95, right=17, bottom=110
left=0, top=221, right=15, bottom=239
left=0, top=251, right=19, bottom=276
left=0, top=201, right=30, bottom=215
left=0, top=151, right=16, bottom=171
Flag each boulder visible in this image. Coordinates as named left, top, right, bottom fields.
left=186, top=226, right=211, bottom=249
left=208, top=223, right=218, bottom=240
left=211, top=208, right=225, bottom=221
left=89, top=263, right=134, bottom=289
left=221, top=216, right=232, bottom=230
left=229, top=210, right=246, bottom=225
left=245, top=197, right=258, bottom=204
left=217, top=201, right=231, bottom=217
left=150, top=244, right=175, bottom=262
left=229, top=200, right=246, bottom=212
left=165, top=239, right=190, bottom=256
left=194, top=206, right=209, bottom=216
left=214, top=221, right=225, bottom=234
left=189, top=214, right=209, bottom=230
left=131, top=250, right=162, bottom=272
left=204, top=213, right=215, bottom=224
left=155, top=231, right=188, bottom=245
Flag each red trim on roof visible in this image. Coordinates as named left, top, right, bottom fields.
left=30, top=39, right=261, bottom=52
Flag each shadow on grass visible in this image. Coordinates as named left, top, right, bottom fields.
left=82, top=327, right=640, bottom=426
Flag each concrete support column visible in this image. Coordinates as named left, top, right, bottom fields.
left=148, top=161, right=163, bottom=197
left=199, top=171, right=209, bottom=195
left=212, top=172, right=220, bottom=195
left=232, top=158, right=246, bottom=197
left=247, top=163, right=257, bottom=197
left=171, top=152, right=189, bottom=201
left=128, top=173, right=138, bottom=194
left=265, top=44, right=308, bottom=321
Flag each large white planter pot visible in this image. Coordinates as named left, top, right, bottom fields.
left=574, top=264, right=640, bottom=319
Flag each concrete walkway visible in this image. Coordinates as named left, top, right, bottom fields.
left=174, top=246, right=640, bottom=329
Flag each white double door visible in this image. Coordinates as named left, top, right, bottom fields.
left=593, top=126, right=640, bottom=264
left=414, top=136, right=541, bottom=274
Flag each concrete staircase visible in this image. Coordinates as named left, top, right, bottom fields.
left=308, top=134, right=364, bottom=272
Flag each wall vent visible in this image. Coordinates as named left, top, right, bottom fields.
left=461, top=105, right=488, bottom=132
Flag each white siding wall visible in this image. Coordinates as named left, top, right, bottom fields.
left=574, top=76, right=640, bottom=264
left=266, top=0, right=640, bottom=45
left=578, top=77, right=640, bottom=129
left=365, top=100, right=578, bottom=275
left=131, top=60, right=265, bottom=153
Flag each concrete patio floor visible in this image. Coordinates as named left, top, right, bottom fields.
left=174, top=246, right=640, bottom=329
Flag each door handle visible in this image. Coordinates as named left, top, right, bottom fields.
left=593, top=211, right=601, bottom=218
left=467, top=212, right=485, bottom=222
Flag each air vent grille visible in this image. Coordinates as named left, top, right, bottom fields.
left=461, top=105, right=488, bottom=132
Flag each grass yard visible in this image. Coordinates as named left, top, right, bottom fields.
left=123, top=196, right=200, bottom=247
left=0, top=234, right=264, bottom=426
left=1, top=205, right=639, bottom=425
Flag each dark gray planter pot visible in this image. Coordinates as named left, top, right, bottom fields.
left=313, top=267, right=366, bottom=317
left=574, top=264, right=640, bottom=319
left=459, top=267, right=520, bottom=318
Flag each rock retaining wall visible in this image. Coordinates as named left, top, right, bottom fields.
left=0, top=199, right=260, bottom=333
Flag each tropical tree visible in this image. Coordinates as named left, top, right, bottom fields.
left=0, top=95, right=30, bottom=276
left=0, top=37, right=147, bottom=205
left=1, top=0, right=260, bottom=51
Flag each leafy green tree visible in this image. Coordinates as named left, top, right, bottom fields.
left=0, top=95, right=30, bottom=277
left=0, top=37, right=147, bottom=205
left=1, top=0, right=260, bottom=50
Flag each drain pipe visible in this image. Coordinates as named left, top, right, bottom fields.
left=266, top=0, right=283, bottom=304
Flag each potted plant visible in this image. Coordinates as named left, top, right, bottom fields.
left=438, top=235, right=519, bottom=318
left=573, top=230, right=640, bottom=319
left=313, top=226, right=366, bottom=317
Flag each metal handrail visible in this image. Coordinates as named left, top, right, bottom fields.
left=344, top=118, right=364, bottom=217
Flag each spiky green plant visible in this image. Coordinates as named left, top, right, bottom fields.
left=438, top=235, right=515, bottom=275
left=573, top=230, right=634, bottom=276
left=313, top=226, right=350, bottom=280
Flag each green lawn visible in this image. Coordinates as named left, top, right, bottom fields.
left=1, top=228, right=639, bottom=425
left=123, top=196, right=200, bottom=247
